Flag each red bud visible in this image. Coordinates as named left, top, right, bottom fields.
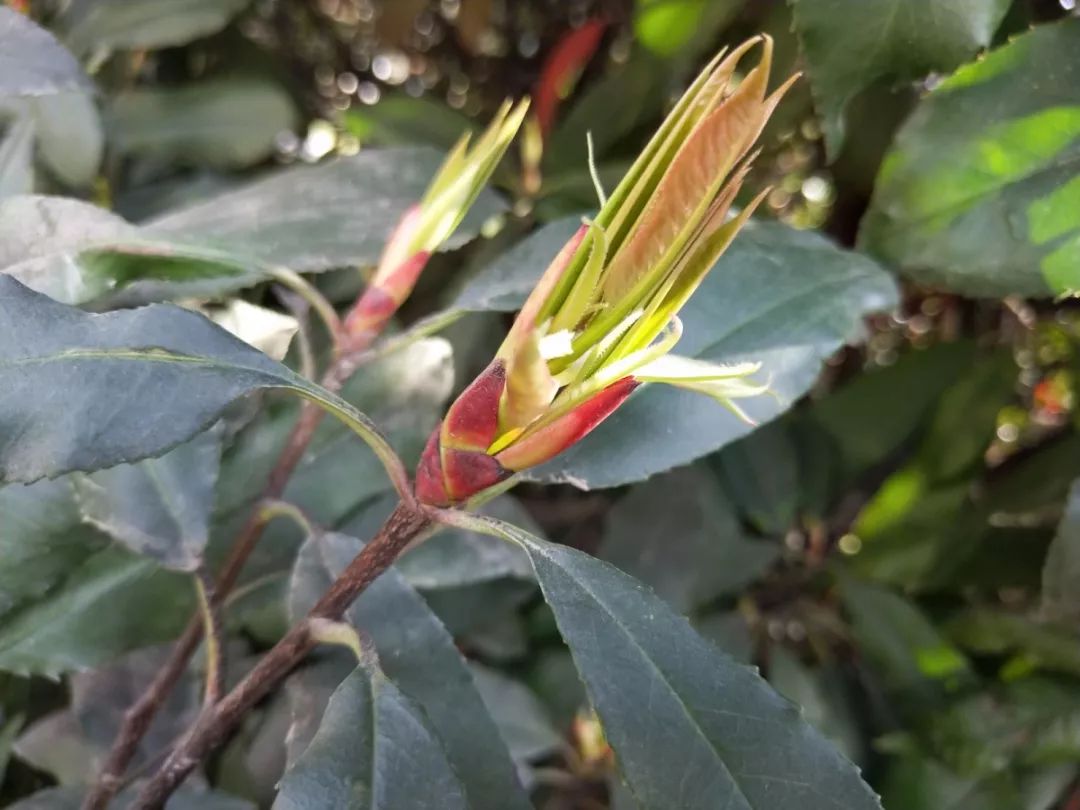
left=495, top=377, right=638, bottom=471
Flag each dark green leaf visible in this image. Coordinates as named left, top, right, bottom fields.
left=287, top=531, right=531, bottom=810
left=713, top=417, right=802, bottom=536
left=945, top=608, right=1080, bottom=677
left=107, top=79, right=299, bottom=169
left=275, top=661, right=470, bottom=810
left=0, top=195, right=257, bottom=305
left=56, top=0, right=252, bottom=53
left=0, top=478, right=107, bottom=619
left=0, top=8, right=91, bottom=97
left=148, top=147, right=505, bottom=273
left=0, top=276, right=397, bottom=486
left=1043, top=480, right=1080, bottom=621
left=791, top=0, right=1010, bottom=157
left=72, top=426, right=222, bottom=571
left=599, top=465, right=778, bottom=613
left=0, top=546, right=192, bottom=676
left=859, top=18, right=1080, bottom=296
left=345, top=94, right=477, bottom=151
left=806, top=341, right=978, bottom=483
left=6, top=786, right=254, bottom=809
left=459, top=514, right=882, bottom=810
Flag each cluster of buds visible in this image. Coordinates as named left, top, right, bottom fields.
left=417, top=36, right=796, bottom=507
left=343, top=99, right=530, bottom=344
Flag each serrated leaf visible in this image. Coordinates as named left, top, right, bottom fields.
left=791, top=0, right=1010, bottom=157
left=859, top=17, right=1080, bottom=296
left=0, top=8, right=92, bottom=97
left=0, top=546, right=192, bottom=676
left=72, top=426, right=223, bottom=571
left=275, top=661, right=470, bottom=810
left=599, top=464, right=778, bottom=613
left=0, top=276, right=399, bottom=488
left=56, top=0, right=252, bottom=53
left=107, top=79, right=298, bottom=170
left=0, top=478, right=107, bottom=619
left=454, top=513, right=882, bottom=810
left=286, top=531, right=531, bottom=810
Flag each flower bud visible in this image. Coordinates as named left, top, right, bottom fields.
left=416, top=37, right=797, bottom=506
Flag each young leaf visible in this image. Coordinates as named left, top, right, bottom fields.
left=0, top=276, right=406, bottom=495
left=442, top=511, right=882, bottom=810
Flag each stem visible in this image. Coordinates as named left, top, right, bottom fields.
left=193, top=572, right=223, bottom=707
left=84, top=330, right=384, bottom=810
left=268, top=266, right=346, bottom=350
left=129, top=503, right=433, bottom=810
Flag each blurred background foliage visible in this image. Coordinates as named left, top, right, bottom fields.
left=4, top=0, right=1080, bottom=808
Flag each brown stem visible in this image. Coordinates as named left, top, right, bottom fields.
left=128, top=502, right=432, bottom=810
left=83, top=340, right=374, bottom=810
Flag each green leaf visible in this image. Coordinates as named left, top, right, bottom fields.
left=859, top=17, right=1080, bottom=296
left=537, top=220, right=898, bottom=488
left=275, top=661, right=470, bottom=810
left=287, top=531, right=531, bottom=810
left=790, top=0, right=1010, bottom=158
left=945, top=608, right=1080, bottom=677
left=345, top=94, right=478, bottom=151
left=0, top=547, right=192, bottom=676
left=2, top=148, right=504, bottom=306
left=450, top=512, right=882, bottom=810
left=107, top=79, right=299, bottom=170
left=839, top=576, right=972, bottom=705
left=72, top=426, right=223, bottom=571
left=0, top=478, right=106, bottom=619
left=217, top=339, right=451, bottom=537
left=1042, top=479, right=1080, bottom=621
left=14, top=92, right=104, bottom=187
left=768, top=649, right=862, bottom=766
left=0, top=276, right=403, bottom=492
left=0, top=8, right=92, bottom=97
left=598, top=465, right=778, bottom=613
left=712, top=416, right=802, bottom=535
left=148, top=147, right=505, bottom=273
left=806, top=341, right=978, bottom=484
left=0, top=195, right=258, bottom=305
left=56, top=0, right=252, bottom=54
